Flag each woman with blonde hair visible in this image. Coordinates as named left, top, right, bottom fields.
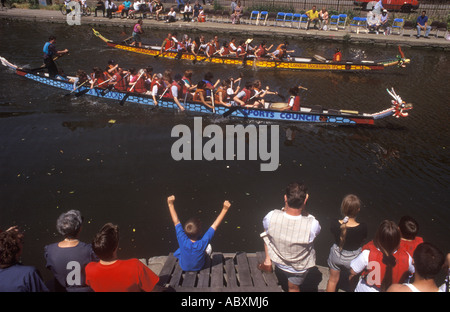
left=326, top=194, right=367, bottom=292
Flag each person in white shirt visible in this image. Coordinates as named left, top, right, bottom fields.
left=258, top=182, right=321, bottom=292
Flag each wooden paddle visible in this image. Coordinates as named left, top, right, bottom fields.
left=64, top=80, right=89, bottom=97
left=119, top=71, right=145, bottom=106
left=30, top=53, right=68, bottom=72
left=75, top=78, right=112, bottom=97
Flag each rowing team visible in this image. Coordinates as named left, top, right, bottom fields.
left=158, top=32, right=295, bottom=61
left=67, top=60, right=305, bottom=112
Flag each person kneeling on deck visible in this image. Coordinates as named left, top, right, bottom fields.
left=258, top=182, right=321, bottom=292
left=167, top=195, right=231, bottom=272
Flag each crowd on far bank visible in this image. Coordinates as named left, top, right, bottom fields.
left=85, top=0, right=442, bottom=39
left=0, top=182, right=449, bottom=292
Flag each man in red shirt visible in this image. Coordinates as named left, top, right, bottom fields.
left=85, top=223, right=160, bottom=292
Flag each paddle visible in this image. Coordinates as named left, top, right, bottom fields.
left=159, top=86, right=170, bottom=99
left=119, top=71, right=145, bottom=106
left=30, top=53, right=68, bottom=72
left=64, top=80, right=89, bottom=97
left=75, top=78, right=112, bottom=97
left=101, top=73, right=130, bottom=96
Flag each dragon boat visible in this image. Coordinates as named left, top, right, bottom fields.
left=92, top=29, right=410, bottom=72
left=0, top=56, right=412, bottom=125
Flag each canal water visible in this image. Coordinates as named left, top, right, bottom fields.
left=0, top=20, right=448, bottom=283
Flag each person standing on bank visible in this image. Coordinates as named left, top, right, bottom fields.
left=326, top=194, right=367, bottom=292
left=258, top=182, right=321, bottom=292
left=43, top=36, right=69, bottom=77
left=44, top=210, right=98, bottom=292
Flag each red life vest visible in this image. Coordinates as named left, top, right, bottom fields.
left=170, top=81, right=182, bottom=99
left=241, top=88, right=252, bottom=103
left=193, top=89, right=206, bottom=102
left=150, top=80, right=164, bottom=96
left=214, top=87, right=227, bottom=104
left=133, top=76, right=147, bottom=93
left=333, top=52, right=342, bottom=62
left=207, top=43, right=216, bottom=55
left=221, top=46, right=230, bottom=56
left=163, top=38, right=173, bottom=51
left=361, top=241, right=411, bottom=289
left=291, top=95, right=301, bottom=111
left=113, top=73, right=128, bottom=91
left=256, top=45, right=267, bottom=57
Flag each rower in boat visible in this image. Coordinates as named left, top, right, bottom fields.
left=69, top=70, right=90, bottom=91
left=333, top=48, right=342, bottom=62
left=90, top=67, right=110, bottom=89
left=161, top=33, right=176, bottom=53
left=167, top=73, right=186, bottom=111
left=236, top=41, right=247, bottom=58
left=193, top=80, right=214, bottom=110
left=202, top=72, right=220, bottom=98
left=233, top=81, right=255, bottom=108
left=255, top=40, right=273, bottom=59
left=213, top=35, right=220, bottom=51
left=205, top=39, right=217, bottom=58
left=218, top=41, right=231, bottom=57
left=243, top=39, right=256, bottom=57
left=111, top=67, right=130, bottom=92
left=181, top=70, right=196, bottom=100
left=150, top=73, right=164, bottom=107
left=282, top=86, right=302, bottom=111
left=127, top=68, right=147, bottom=93
left=198, top=35, right=208, bottom=55
left=228, top=38, right=238, bottom=56
left=190, top=37, right=200, bottom=56
left=270, top=42, right=295, bottom=61
left=214, top=80, right=232, bottom=107
left=250, top=80, right=277, bottom=108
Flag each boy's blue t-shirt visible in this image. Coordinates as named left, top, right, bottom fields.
left=174, top=223, right=215, bottom=271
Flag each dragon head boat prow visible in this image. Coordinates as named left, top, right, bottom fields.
left=386, top=87, right=413, bottom=118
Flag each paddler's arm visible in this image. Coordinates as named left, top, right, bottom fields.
left=210, top=200, right=231, bottom=231
left=56, top=49, right=69, bottom=56
left=167, top=195, right=180, bottom=226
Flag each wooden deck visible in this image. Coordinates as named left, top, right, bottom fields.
left=156, top=251, right=282, bottom=292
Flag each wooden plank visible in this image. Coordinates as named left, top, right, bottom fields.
left=224, top=257, right=238, bottom=288
left=197, top=256, right=211, bottom=288
left=236, top=252, right=253, bottom=287
left=169, top=263, right=183, bottom=288
left=182, top=271, right=197, bottom=287
left=157, top=253, right=177, bottom=286
left=247, top=255, right=267, bottom=288
left=256, top=251, right=279, bottom=287
left=210, top=253, right=224, bottom=288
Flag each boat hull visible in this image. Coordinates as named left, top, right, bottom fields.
left=13, top=69, right=384, bottom=125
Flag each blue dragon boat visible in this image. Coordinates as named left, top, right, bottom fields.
left=0, top=56, right=412, bottom=125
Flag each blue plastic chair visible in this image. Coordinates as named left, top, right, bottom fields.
left=258, top=11, right=269, bottom=25
left=299, top=14, right=308, bottom=29
left=292, top=13, right=302, bottom=29
left=275, top=12, right=286, bottom=26
left=249, top=11, right=259, bottom=25
left=284, top=12, right=294, bottom=27
left=329, top=15, right=340, bottom=31
left=391, top=18, right=404, bottom=35
left=338, top=14, right=347, bottom=30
